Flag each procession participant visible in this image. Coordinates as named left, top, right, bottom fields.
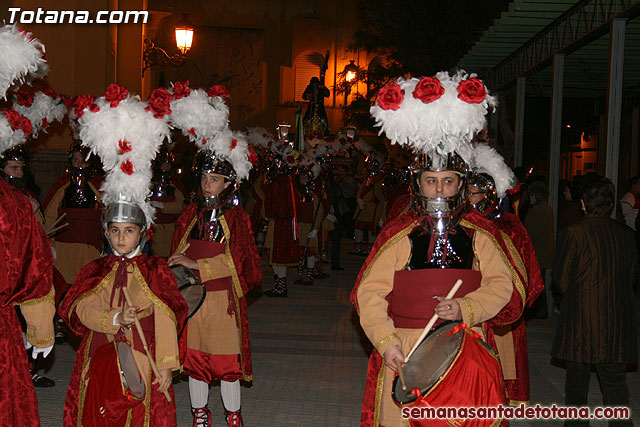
left=0, top=23, right=55, bottom=424
left=167, top=84, right=262, bottom=427
left=293, top=161, right=327, bottom=286
left=59, top=85, right=187, bottom=427
left=149, top=146, right=186, bottom=257
left=353, top=72, right=530, bottom=427
left=467, top=146, right=545, bottom=406
left=352, top=146, right=386, bottom=255
left=43, top=142, right=103, bottom=284
left=262, top=142, right=303, bottom=297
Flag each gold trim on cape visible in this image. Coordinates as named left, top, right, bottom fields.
left=375, top=332, right=399, bottom=352
left=69, top=266, right=118, bottom=326
left=132, top=264, right=177, bottom=325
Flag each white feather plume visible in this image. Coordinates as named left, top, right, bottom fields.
left=169, top=85, right=254, bottom=181
left=0, top=113, right=27, bottom=155
left=471, top=144, right=515, bottom=199
left=245, top=127, right=277, bottom=150
left=14, top=91, right=67, bottom=138
left=78, top=94, right=170, bottom=225
left=370, top=71, right=497, bottom=162
left=0, top=24, right=48, bottom=100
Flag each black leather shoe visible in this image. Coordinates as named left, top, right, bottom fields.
left=32, top=374, right=55, bottom=387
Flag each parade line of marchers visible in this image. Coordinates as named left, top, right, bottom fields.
left=401, top=404, right=631, bottom=421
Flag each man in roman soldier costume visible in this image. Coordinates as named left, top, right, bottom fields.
left=352, top=146, right=386, bottom=256
left=293, top=161, right=329, bottom=286
left=167, top=83, right=262, bottom=427
left=262, top=142, right=303, bottom=297
left=149, top=145, right=186, bottom=257
left=59, top=84, right=188, bottom=427
left=466, top=145, right=545, bottom=406
left=0, top=23, right=56, bottom=425
left=352, top=72, right=533, bottom=427
left=43, top=142, right=103, bottom=283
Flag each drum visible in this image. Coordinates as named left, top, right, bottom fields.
left=82, top=338, right=145, bottom=426
left=392, top=321, right=506, bottom=427
left=171, top=264, right=206, bottom=319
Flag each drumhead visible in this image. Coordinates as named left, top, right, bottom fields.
left=179, top=282, right=206, bottom=319
left=171, top=264, right=200, bottom=287
left=116, top=340, right=145, bottom=400
left=392, top=321, right=464, bottom=405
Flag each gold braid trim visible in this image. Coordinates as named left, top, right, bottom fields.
left=100, top=309, right=111, bottom=333
left=69, top=265, right=118, bottom=324
left=373, top=359, right=385, bottom=427
left=17, top=292, right=55, bottom=307
left=219, top=216, right=251, bottom=382
left=77, top=331, right=94, bottom=426
left=132, top=264, right=177, bottom=325
left=374, top=332, right=399, bottom=352
left=460, top=219, right=527, bottom=311
left=509, top=399, right=530, bottom=407
left=460, top=297, right=475, bottom=326
left=202, top=259, right=213, bottom=282
left=26, top=331, right=54, bottom=346
left=356, top=220, right=419, bottom=315
left=176, top=216, right=198, bottom=255
left=159, top=355, right=179, bottom=363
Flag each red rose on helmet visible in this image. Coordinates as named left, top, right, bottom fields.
left=172, top=81, right=191, bottom=99
left=41, top=118, right=49, bottom=128
left=104, top=83, right=128, bottom=108
left=146, top=87, right=173, bottom=118
left=376, top=83, right=405, bottom=111
left=20, top=116, right=32, bottom=135
left=16, top=91, right=34, bottom=107
left=207, top=85, right=230, bottom=98
left=42, top=88, right=57, bottom=99
left=230, top=138, right=237, bottom=150
left=3, top=110, right=22, bottom=131
left=248, top=146, right=258, bottom=165
left=120, top=159, right=134, bottom=175
left=118, top=140, right=132, bottom=154
left=457, top=78, right=487, bottom=104
left=74, top=95, right=96, bottom=117
left=413, top=77, right=444, bottom=104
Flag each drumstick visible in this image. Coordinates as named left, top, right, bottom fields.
left=47, top=212, right=67, bottom=230
left=46, top=222, right=69, bottom=237
left=178, top=242, right=191, bottom=255
left=122, top=287, right=172, bottom=402
left=404, top=279, right=463, bottom=363
left=395, top=358, right=408, bottom=391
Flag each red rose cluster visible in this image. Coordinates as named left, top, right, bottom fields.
left=375, top=83, right=404, bottom=110
left=172, top=81, right=191, bottom=99
left=3, top=110, right=32, bottom=135
left=207, top=85, right=230, bottom=98
left=456, top=78, right=486, bottom=104
left=74, top=95, right=99, bottom=117
left=104, top=84, right=128, bottom=108
left=16, top=90, right=34, bottom=107
left=146, top=87, right=173, bottom=119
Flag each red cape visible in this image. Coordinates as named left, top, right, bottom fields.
left=171, top=204, right=262, bottom=381
left=58, top=254, right=188, bottom=427
left=263, top=175, right=300, bottom=265
left=0, top=179, right=54, bottom=426
left=350, top=208, right=530, bottom=426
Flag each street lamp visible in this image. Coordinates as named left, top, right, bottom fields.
left=343, top=60, right=358, bottom=105
left=142, top=14, right=195, bottom=76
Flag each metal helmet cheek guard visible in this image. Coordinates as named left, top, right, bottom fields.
left=410, top=151, right=470, bottom=235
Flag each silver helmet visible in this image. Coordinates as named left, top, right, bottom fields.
left=467, top=172, right=499, bottom=214
left=194, top=151, right=238, bottom=210
left=102, top=199, right=148, bottom=252
left=410, top=151, right=469, bottom=235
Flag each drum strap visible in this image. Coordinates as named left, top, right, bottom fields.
left=445, top=322, right=481, bottom=339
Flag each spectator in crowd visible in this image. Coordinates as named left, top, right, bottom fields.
left=619, top=176, right=640, bottom=230
left=557, top=179, right=583, bottom=233
left=340, top=169, right=358, bottom=238
left=552, top=174, right=638, bottom=427
left=524, top=180, right=555, bottom=319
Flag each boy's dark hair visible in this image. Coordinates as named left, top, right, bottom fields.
left=581, top=174, right=615, bottom=216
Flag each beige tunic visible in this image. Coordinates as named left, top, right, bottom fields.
left=20, top=286, right=56, bottom=349
left=75, top=265, right=180, bottom=390
left=356, top=232, right=514, bottom=427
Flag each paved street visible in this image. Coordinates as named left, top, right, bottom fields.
left=35, top=240, right=640, bottom=426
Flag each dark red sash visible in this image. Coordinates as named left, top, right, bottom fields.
left=55, top=207, right=103, bottom=250
left=391, top=269, right=481, bottom=329
left=184, top=239, right=234, bottom=313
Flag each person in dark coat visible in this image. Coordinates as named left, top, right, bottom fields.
left=552, top=174, right=638, bottom=427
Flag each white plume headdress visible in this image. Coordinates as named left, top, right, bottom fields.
left=13, top=89, right=67, bottom=138
left=0, top=24, right=48, bottom=100
left=168, top=82, right=256, bottom=181
left=370, top=70, right=497, bottom=167
left=470, top=144, right=515, bottom=199
left=76, top=84, right=171, bottom=227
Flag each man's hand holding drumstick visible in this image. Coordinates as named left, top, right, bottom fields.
left=168, top=242, right=197, bottom=270
left=434, top=297, right=462, bottom=321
